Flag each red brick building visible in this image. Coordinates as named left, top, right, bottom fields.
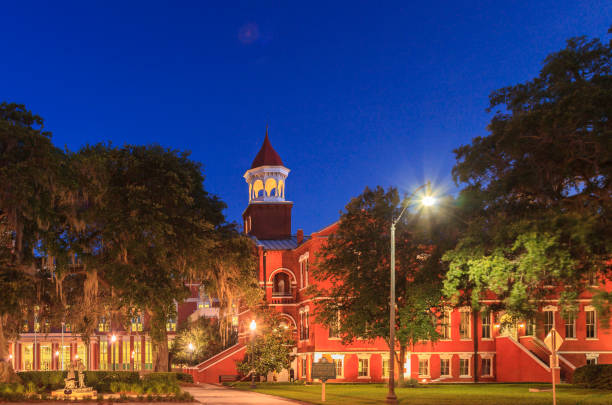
left=9, top=133, right=611, bottom=385
left=192, top=133, right=612, bottom=384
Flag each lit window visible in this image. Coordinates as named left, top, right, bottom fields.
left=544, top=311, right=554, bottom=336
left=133, top=340, right=142, bottom=371
left=166, top=318, right=176, bottom=332
left=481, top=358, right=492, bottom=377
left=358, top=358, right=369, bottom=377
left=459, top=358, right=470, bottom=377
left=131, top=314, right=143, bottom=332
left=382, top=357, right=390, bottom=378
left=98, top=317, right=109, bottom=332
left=565, top=313, right=576, bottom=338
left=586, top=310, right=596, bottom=339
left=460, top=311, right=471, bottom=339
left=440, top=358, right=450, bottom=376
left=418, top=358, right=429, bottom=377
left=334, top=358, right=344, bottom=378
left=481, top=310, right=491, bottom=339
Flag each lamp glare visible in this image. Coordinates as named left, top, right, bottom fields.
left=250, top=320, right=257, bottom=331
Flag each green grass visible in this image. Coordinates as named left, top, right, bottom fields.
left=228, top=382, right=612, bottom=405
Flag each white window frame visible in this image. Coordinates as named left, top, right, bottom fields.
left=459, top=307, right=471, bottom=340
left=585, top=305, right=597, bottom=339
left=381, top=355, right=390, bottom=379
left=481, top=310, right=492, bottom=340
left=544, top=310, right=555, bottom=336
left=564, top=312, right=576, bottom=339
left=459, top=355, right=471, bottom=378
left=300, top=356, right=307, bottom=379
left=418, top=355, right=430, bottom=378
left=480, top=354, right=494, bottom=377
left=357, top=354, right=371, bottom=378
left=441, top=309, right=451, bottom=340
left=586, top=353, right=599, bottom=365
left=299, top=253, right=309, bottom=289
left=439, top=355, right=452, bottom=377
left=331, top=355, right=344, bottom=378
left=329, top=311, right=341, bottom=340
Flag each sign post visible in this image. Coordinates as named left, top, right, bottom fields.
left=311, top=357, right=336, bottom=403
left=544, top=328, right=563, bottom=405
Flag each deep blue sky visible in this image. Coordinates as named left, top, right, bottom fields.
left=2, top=1, right=610, bottom=234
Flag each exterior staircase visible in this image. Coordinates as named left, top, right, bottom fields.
left=183, top=343, right=246, bottom=384
left=495, top=336, right=554, bottom=382
left=519, top=336, right=576, bottom=382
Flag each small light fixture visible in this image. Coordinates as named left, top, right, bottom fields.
left=75, top=354, right=79, bottom=359
left=250, top=320, right=257, bottom=331
left=55, top=351, right=60, bottom=357
left=188, top=343, right=194, bottom=351
left=518, top=323, right=525, bottom=328
left=131, top=351, right=135, bottom=359
left=494, top=324, right=500, bottom=329
left=9, top=354, right=13, bottom=360
left=111, top=334, right=117, bottom=343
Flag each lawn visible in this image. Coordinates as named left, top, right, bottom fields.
left=227, top=382, right=612, bottom=405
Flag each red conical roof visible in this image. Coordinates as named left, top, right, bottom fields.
left=250, top=130, right=284, bottom=168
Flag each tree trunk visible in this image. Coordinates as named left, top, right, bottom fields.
left=397, top=345, right=406, bottom=385
left=150, top=310, right=169, bottom=372
left=0, top=315, right=19, bottom=383
left=473, top=309, right=478, bottom=383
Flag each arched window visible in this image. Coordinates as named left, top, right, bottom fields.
left=273, top=272, right=291, bottom=296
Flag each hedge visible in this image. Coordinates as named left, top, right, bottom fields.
left=573, top=364, right=612, bottom=389
left=16, top=371, right=192, bottom=393
left=17, top=371, right=140, bottom=393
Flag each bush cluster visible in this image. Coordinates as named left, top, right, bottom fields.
left=573, top=364, right=612, bottom=389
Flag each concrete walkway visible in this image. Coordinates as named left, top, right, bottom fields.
left=183, top=384, right=303, bottom=405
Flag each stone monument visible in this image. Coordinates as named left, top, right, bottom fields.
left=51, top=360, right=97, bottom=399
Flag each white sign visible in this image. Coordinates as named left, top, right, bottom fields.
left=544, top=328, right=563, bottom=352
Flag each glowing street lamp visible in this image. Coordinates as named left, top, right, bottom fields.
left=249, top=320, right=257, bottom=332
left=387, top=181, right=436, bottom=404
left=111, top=334, right=117, bottom=371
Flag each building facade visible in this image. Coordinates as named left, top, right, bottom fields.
left=193, top=133, right=612, bottom=384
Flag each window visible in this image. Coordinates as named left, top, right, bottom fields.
left=122, top=340, right=130, bottom=370
left=544, top=311, right=554, bottom=336
left=334, top=357, right=344, bottom=378
left=460, top=310, right=471, bottom=339
left=418, top=358, right=429, bottom=377
left=100, top=342, right=108, bottom=370
left=329, top=311, right=340, bottom=339
left=133, top=340, right=141, bottom=371
left=481, top=310, right=491, bottom=339
left=481, top=358, right=492, bottom=377
left=565, top=313, right=576, bottom=339
left=144, top=340, right=152, bottom=370
left=40, top=345, right=51, bottom=371
left=526, top=317, right=536, bottom=336
left=440, top=358, right=450, bottom=376
left=459, top=358, right=470, bottom=377
left=299, top=255, right=309, bottom=288
left=301, top=357, right=307, bottom=379
left=300, top=310, right=309, bottom=340
left=131, top=314, right=143, bottom=332
left=586, top=357, right=597, bottom=366
left=441, top=310, right=451, bottom=340
left=586, top=309, right=597, bottom=339
left=61, top=345, right=70, bottom=370
left=98, top=317, right=109, bottom=332
left=358, top=358, right=369, bottom=377
left=273, top=272, right=291, bottom=296
left=382, top=357, right=390, bottom=378
left=166, top=317, right=176, bottom=332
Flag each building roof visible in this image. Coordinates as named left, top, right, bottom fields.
left=251, top=131, right=284, bottom=168
left=250, top=235, right=310, bottom=250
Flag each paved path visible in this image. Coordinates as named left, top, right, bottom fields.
left=183, top=384, right=303, bottom=405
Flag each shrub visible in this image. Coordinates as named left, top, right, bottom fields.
left=397, top=378, right=420, bottom=388
left=573, top=364, right=612, bottom=389
left=175, top=372, right=194, bottom=383
left=17, top=371, right=65, bottom=390
left=17, top=370, right=140, bottom=393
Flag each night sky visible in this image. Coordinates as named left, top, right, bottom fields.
left=2, top=1, right=610, bottom=234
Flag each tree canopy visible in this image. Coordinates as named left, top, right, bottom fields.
left=443, top=32, right=612, bottom=317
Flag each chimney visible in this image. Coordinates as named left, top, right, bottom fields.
left=297, top=229, right=304, bottom=245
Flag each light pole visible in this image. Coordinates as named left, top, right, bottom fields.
left=249, top=320, right=257, bottom=389
left=387, top=182, right=435, bottom=404
left=111, top=334, right=117, bottom=371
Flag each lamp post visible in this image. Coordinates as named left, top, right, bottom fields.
left=387, top=182, right=435, bottom=404
left=111, top=334, right=117, bottom=371
left=249, top=320, right=257, bottom=389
